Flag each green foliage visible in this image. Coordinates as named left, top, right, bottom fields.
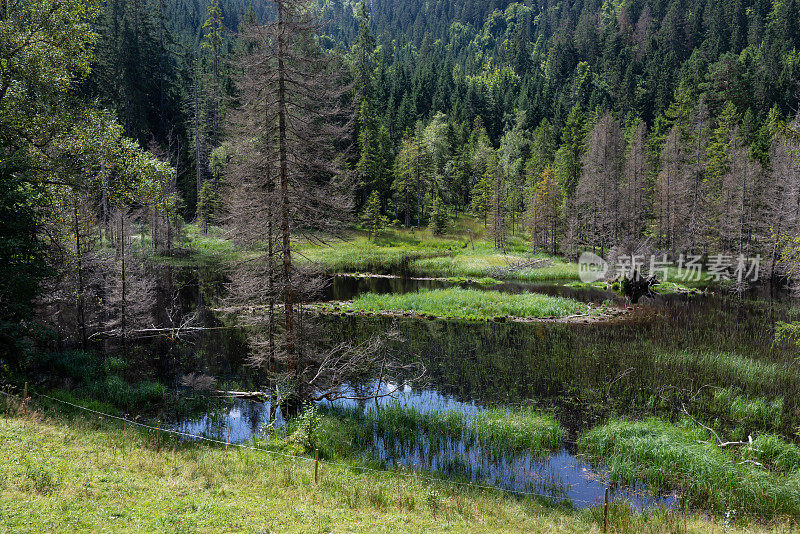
left=428, top=196, right=448, bottom=236
left=26, top=351, right=175, bottom=413
left=360, top=190, right=387, bottom=240
left=0, top=160, right=47, bottom=367
left=289, top=405, right=322, bottom=451
left=775, top=321, right=800, bottom=358
left=197, top=181, right=221, bottom=234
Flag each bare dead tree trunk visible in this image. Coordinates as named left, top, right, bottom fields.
left=276, top=2, right=296, bottom=375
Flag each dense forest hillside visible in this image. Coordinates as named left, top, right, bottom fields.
left=79, top=0, right=800, bottom=239
left=4, top=0, right=800, bottom=366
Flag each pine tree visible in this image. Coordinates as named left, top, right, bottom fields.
left=361, top=191, right=386, bottom=240
left=429, top=196, right=448, bottom=236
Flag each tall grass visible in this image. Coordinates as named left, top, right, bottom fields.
left=580, top=417, right=800, bottom=518
left=27, top=351, right=176, bottom=413
left=653, top=351, right=794, bottom=397
left=319, top=404, right=564, bottom=458
left=710, top=388, right=784, bottom=433
left=744, top=434, right=800, bottom=472
left=337, top=288, right=590, bottom=320
left=470, top=407, right=565, bottom=452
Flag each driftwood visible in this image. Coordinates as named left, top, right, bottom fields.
left=504, top=258, right=554, bottom=273
left=216, top=390, right=271, bottom=401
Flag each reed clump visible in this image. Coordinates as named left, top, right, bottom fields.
left=580, top=417, right=800, bottom=519
left=321, top=404, right=564, bottom=457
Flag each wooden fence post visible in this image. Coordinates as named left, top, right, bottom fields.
left=603, top=487, right=609, bottom=533
left=314, top=449, right=319, bottom=485
left=156, top=421, right=161, bottom=453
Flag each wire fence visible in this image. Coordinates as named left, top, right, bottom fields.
left=2, top=387, right=795, bottom=523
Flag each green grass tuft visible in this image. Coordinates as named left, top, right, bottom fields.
left=335, top=288, right=590, bottom=320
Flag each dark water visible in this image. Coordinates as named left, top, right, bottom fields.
left=156, top=269, right=797, bottom=510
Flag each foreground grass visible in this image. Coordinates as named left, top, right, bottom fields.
left=580, top=417, right=800, bottom=519
left=334, top=288, right=591, bottom=320
left=1, top=406, right=758, bottom=534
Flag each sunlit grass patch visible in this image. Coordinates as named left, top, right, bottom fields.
left=409, top=247, right=579, bottom=281
left=336, top=288, right=590, bottom=320
left=297, top=236, right=451, bottom=274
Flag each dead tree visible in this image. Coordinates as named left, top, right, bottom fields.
left=223, top=0, right=358, bottom=404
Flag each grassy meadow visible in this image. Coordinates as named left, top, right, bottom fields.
left=296, top=217, right=581, bottom=281
left=1, top=400, right=790, bottom=534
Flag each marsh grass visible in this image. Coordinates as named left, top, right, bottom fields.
left=744, top=435, right=800, bottom=472
left=652, top=352, right=797, bottom=399
left=297, top=228, right=580, bottom=281
left=26, top=351, right=193, bottom=415
left=299, top=237, right=451, bottom=275
left=470, top=407, right=565, bottom=452
left=353, top=404, right=563, bottom=453
left=710, top=388, right=784, bottom=434
left=580, top=417, right=800, bottom=519
left=337, top=288, right=590, bottom=320
left=304, top=404, right=564, bottom=488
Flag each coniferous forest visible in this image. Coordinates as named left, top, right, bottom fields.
left=4, top=0, right=800, bottom=530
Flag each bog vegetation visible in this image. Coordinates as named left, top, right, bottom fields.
left=334, top=287, right=590, bottom=320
